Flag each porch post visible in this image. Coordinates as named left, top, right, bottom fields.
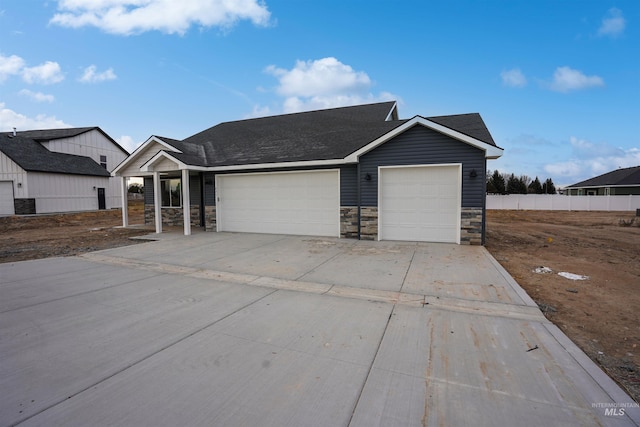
left=153, top=171, right=162, bottom=233
left=121, top=176, right=129, bottom=227
left=182, top=169, right=191, bottom=236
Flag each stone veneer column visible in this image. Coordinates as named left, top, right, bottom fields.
left=359, top=207, right=378, bottom=240
left=340, top=207, right=359, bottom=238
left=204, top=206, right=216, bottom=231
left=460, top=207, right=483, bottom=245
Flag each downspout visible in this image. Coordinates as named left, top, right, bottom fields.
left=199, top=172, right=205, bottom=228
left=357, top=163, right=362, bottom=240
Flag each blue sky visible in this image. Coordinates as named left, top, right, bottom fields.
left=1, top=0, right=638, bottom=187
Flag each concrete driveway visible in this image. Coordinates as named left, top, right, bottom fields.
left=1, top=232, right=638, bottom=426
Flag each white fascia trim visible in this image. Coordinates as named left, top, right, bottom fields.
left=140, top=150, right=188, bottom=172
left=112, top=135, right=183, bottom=175
left=345, top=116, right=504, bottom=162
left=192, top=158, right=349, bottom=172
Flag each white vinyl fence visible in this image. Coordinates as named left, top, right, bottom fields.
left=487, top=195, right=640, bottom=211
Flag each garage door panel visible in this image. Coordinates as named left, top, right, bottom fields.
left=380, top=165, right=460, bottom=243
left=218, top=171, right=339, bottom=237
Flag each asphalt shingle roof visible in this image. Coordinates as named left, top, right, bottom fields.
left=0, top=133, right=111, bottom=177
left=566, top=165, right=640, bottom=188
left=156, top=102, right=497, bottom=168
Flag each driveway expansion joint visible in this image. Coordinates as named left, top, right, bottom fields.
left=79, top=252, right=549, bottom=322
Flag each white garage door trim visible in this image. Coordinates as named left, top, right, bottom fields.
left=378, top=164, right=461, bottom=243
left=0, top=181, right=15, bottom=216
left=215, top=169, right=340, bottom=237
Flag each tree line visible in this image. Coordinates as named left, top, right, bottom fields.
left=486, top=170, right=556, bottom=194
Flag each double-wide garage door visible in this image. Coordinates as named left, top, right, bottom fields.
left=216, top=170, right=340, bottom=237
left=379, top=165, right=461, bottom=243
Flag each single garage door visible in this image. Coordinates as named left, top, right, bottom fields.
left=216, top=170, right=340, bottom=237
left=379, top=164, right=461, bottom=243
left=0, top=181, right=15, bottom=216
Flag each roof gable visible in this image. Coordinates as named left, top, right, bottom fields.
left=567, top=166, right=640, bottom=188
left=0, top=133, right=110, bottom=177
left=15, top=127, right=129, bottom=155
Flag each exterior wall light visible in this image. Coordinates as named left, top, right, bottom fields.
left=365, top=173, right=372, bottom=181
left=469, top=169, right=478, bottom=178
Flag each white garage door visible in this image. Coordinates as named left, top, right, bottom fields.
left=0, top=181, right=15, bottom=216
left=379, top=164, right=461, bottom=243
left=216, top=170, right=340, bottom=237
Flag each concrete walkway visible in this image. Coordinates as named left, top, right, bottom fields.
left=0, top=232, right=638, bottom=426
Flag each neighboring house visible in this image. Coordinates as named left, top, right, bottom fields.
left=565, top=166, right=640, bottom=196
left=0, top=127, right=128, bottom=215
left=113, top=101, right=503, bottom=244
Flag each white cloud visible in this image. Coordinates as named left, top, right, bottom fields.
left=115, top=135, right=141, bottom=153
left=500, top=68, right=527, bottom=88
left=19, top=89, right=55, bottom=103
left=548, top=66, right=604, bottom=93
left=262, top=57, right=397, bottom=114
left=0, top=54, right=25, bottom=82
left=22, top=61, right=65, bottom=84
left=544, top=136, right=640, bottom=182
left=50, top=0, right=272, bottom=35
left=0, top=102, right=71, bottom=131
left=598, top=8, right=625, bottom=37
left=79, top=65, right=117, bottom=83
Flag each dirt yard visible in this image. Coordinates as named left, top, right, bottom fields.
left=0, top=199, right=151, bottom=263
left=486, top=210, right=640, bottom=403
left=1, top=204, right=638, bottom=402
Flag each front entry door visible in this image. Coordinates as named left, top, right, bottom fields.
left=97, top=188, right=106, bottom=210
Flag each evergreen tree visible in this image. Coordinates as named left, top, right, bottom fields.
left=490, top=170, right=506, bottom=194
left=506, top=174, right=519, bottom=194
left=528, top=177, right=543, bottom=194
left=486, top=170, right=497, bottom=193
left=516, top=176, right=529, bottom=194
left=542, top=178, right=556, bottom=194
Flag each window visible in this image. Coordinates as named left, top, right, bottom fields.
left=99, top=155, right=107, bottom=169
left=161, top=178, right=182, bottom=207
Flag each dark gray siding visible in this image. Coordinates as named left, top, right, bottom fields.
left=203, top=173, right=216, bottom=206
left=359, top=125, right=486, bottom=207
left=340, top=165, right=357, bottom=206
left=189, top=174, right=201, bottom=205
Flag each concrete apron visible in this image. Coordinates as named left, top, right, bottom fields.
left=0, top=233, right=638, bottom=427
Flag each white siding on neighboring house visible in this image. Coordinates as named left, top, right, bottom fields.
left=38, top=130, right=128, bottom=210
left=41, top=129, right=127, bottom=173
left=0, top=181, right=14, bottom=215
left=27, top=172, right=111, bottom=213
left=0, top=151, right=28, bottom=198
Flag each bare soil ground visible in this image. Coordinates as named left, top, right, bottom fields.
left=1, top=204, right=638, bottom=402
left=486, top=210, right=640, bottom=403
left=0, top=199, right=151, bottom=263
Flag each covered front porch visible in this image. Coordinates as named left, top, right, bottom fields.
left=119, top=168, right=216, bottom=236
